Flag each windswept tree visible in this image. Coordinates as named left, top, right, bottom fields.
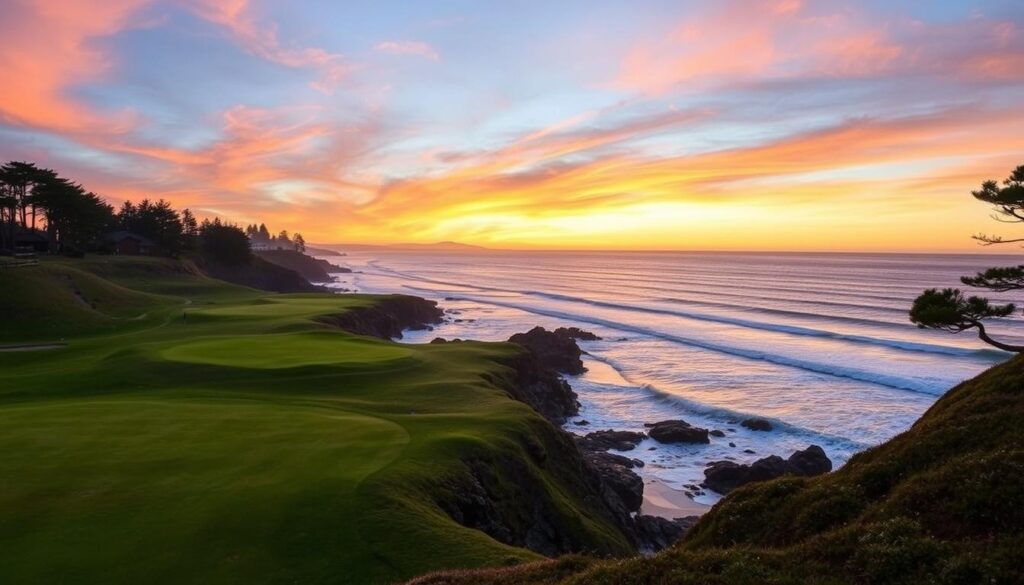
left=293, top=233, right=306, bottom=252
left=911, top=164, right=1024, bottom=351
left=910, top=289, right=1021, bottom=352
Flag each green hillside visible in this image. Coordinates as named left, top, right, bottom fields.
left=0, top=258, right=631, bottom=584
left=410, top=355, right=1024, bottom=584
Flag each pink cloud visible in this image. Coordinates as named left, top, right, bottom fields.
left=0, top=0, right=149, bottom=132
left=374, top=40, right=441, bottom=61
left=611, top=1, right=1024, bottom=94
left=183, top=0, right=351, bottom=92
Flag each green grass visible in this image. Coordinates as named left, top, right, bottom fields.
left=412, top=354, right=1024, bottom=585
left=0, top=257, right=631, bottom=584
left=163, top=332, right=413, bottom=368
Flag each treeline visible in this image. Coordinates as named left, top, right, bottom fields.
left=0, top=161, right=114, bottom=254
left=245, top=223, right=306, bottom=252
left=0, top=160, right=297, bottom=265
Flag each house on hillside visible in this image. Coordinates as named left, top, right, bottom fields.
left=249, top=238, right=273, bottom=251
left=12, top=228, right=49, bottom=253
left=105, top=231, right=156, bottom=256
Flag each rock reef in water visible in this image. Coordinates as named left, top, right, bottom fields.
left=645, top=420, right=711, bottom=444
left=703, top=445, right=832, bottom=494
left=508, top=326, right=588, bottom=375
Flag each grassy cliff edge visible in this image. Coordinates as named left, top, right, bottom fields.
left=410, top=354, right=1024, bottom=584
left=0, top=257, right=632, bottom=584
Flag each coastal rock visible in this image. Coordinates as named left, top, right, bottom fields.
left=577, top=430, right=646, bottom=452
left=645, top=420, right=710, bottom=444
left=508, top=327, right=586, bottom=375
left=496, top=350, right=579, bottom=424
left=197, top=255, right=322, bottom=293
left=709, top=429, right=726, bottom=437
left=741, top=418, right=773, bottom=432
left=582, top=450, right=644, bottom=511
left=634, top=515, right=698, bottom=551
left=318, top=295, right=444, bottom=339
left=703, top=445, right=832, bottom=494
left=553, top=327, right=602, bottom=341
left=786, top=445, right=832, bottom=476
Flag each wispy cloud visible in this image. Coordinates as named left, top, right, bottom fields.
left=0, top=0, right=1022, bottom=250
left=183, top=0, right=351, bottom=92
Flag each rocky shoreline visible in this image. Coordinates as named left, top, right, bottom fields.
left=319, top=295, right=444, bottom=339
left=330, top=304, right=835, bottom=557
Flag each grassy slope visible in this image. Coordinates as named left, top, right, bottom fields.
left=0, top=257, right=630, bottom=584
left=412, top=355, right=1024, bottom=585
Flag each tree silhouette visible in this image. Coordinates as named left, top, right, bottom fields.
left=293, top=233, right=305, bottom=252
left=911, top=164, right=1024, bottom=352
left=910, top=289, right=1021, bottom=352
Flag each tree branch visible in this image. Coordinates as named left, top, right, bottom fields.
left=971, top=321, right=1024, bottom=353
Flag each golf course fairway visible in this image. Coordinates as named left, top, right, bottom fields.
left=0, top=257, right=630, bottom=584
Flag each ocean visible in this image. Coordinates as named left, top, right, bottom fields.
left=320, top=250, right=1024, bottom=505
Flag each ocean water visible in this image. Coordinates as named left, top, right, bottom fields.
left=319, top=251, right=1024, bottom=504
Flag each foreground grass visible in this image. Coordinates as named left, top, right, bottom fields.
left=412, top=353, right=1024, bottom=585
left=0, top=257, right=629, bottom=584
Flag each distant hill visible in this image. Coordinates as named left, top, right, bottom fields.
left=312, top=241, right=488, bottom=252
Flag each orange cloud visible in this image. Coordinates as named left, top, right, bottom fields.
left=338, top=105, right=1024, bottom=250
left=0, top=0, right=148, bottom=132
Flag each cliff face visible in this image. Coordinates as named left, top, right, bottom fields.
left=493, top=349, right=579, bottom=425
left=318, top=295, right=444, bottom=338
left=458, top=331, right=688, bottom=557
left=406, top=354, right=1024, bottom=585
left=197, top=255, right=321, bottom=293
left=254, top=249, right=350, bottom=282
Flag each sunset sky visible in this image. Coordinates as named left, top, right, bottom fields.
left=2, top=0, right=1023, bottom=251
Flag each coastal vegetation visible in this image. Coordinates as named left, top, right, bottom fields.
left=912, top=164, right=1024, bottom=352
left=409, top=348, right=1024, bottom=584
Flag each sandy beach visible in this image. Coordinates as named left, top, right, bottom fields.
left=641, top=478, right=710, bottom=519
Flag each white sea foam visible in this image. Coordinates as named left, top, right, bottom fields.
left=322, top=250, right=1024, bottom=495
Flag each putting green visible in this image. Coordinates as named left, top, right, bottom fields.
left=196, top=297, right=362, bottom=318
left=162, top=332, right=412, bottom=368
left=0, top=398, right=409, bottom=583
left=0, top=257, right=631, bottom=584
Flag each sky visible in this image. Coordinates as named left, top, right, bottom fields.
left=1, top=0, right=1023, bottom=251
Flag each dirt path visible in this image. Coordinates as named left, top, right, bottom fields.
left=0, top=343, right=67, bottom=352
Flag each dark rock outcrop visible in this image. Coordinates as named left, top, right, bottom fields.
left=497, top=350, right=580, bottom=424
left=634, top=515, right=698, bottom=551
left=508, top=327, right=586, bottom=375
left=785, top=444, right=833, bottom=476
left=645, top=420, right=710, bottom=444
left=318, top=295, right=443, bottom=339
left=553, top=327, right=602, bottom=341
left=703, top=445, right=832, bottom=494
left=709, top=429, right=726, bottom=437
left=255, top=249, right=350, bottom=282
left=741, top=418, right=773, bottom=432
left=198, top=255, right=321, bottom=293
left=583, top=450, right=644, bottom=510
left=577, top=430, right=646, bottom=452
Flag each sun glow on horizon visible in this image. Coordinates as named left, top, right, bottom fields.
left=1, top=0, right=1023, bottom=251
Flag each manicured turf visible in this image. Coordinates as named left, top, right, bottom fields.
left=163, top=332, right=413, bottom=368
left=0, top=257, right=629, bottom=584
